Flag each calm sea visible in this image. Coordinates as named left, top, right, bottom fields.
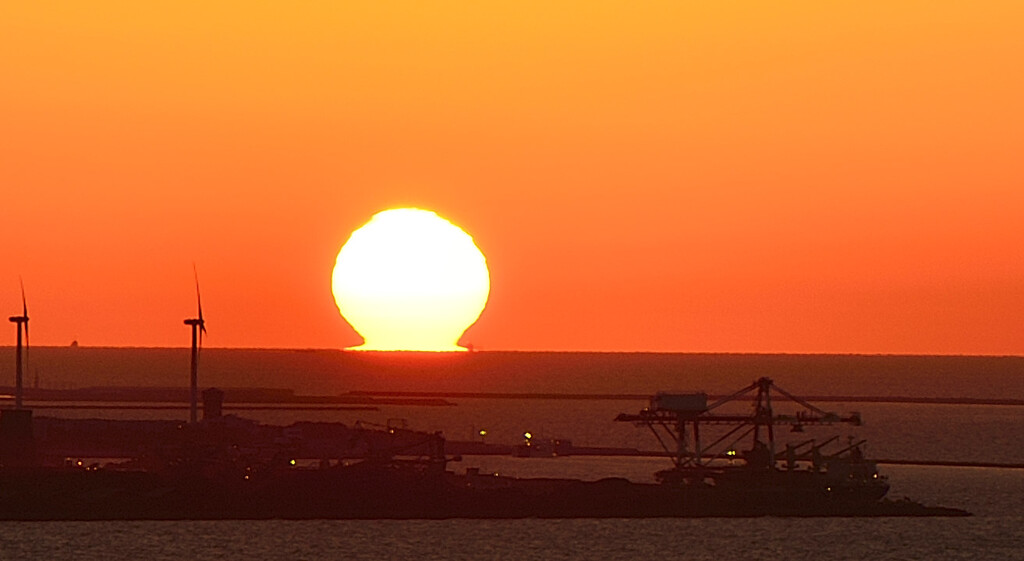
left=1, top=350, right=1022, bottom=560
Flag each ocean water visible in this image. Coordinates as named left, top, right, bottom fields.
left=1, top=482, right=1021, bottom=561
left=1, top=350, right=1022, bottom=560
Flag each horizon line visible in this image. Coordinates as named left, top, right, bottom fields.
left=0, top=345, right=1021, bottom=359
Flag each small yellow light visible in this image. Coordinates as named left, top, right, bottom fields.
left=289, top=459, right=297, bottom=466
left=524, top=432, right=532, bottom=440
left=478, top=429, right=487, bottom=437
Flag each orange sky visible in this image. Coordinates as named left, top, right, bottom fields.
left=2, top=2, right=1022, bottom=353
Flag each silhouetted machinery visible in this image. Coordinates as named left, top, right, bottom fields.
left=615, top=377, right=874, bottom=488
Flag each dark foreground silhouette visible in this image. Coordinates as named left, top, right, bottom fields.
left=0, top=459, right=968, bottom=520
left=0, top=378, right=971, bottom=520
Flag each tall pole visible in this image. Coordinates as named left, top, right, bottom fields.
left=9, top=317, right=26, bottom=410
left=675, top=418, right=685, bottom=467
left=693, top=419, right=702, bottom=467
left=185, top=319, right=200, bottom=423
left=764, top=380, right=775, bottom=466
left=14, top=321, right=23, bottom=410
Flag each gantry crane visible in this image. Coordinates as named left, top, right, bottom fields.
left=615, top=377, right=863, bottom=471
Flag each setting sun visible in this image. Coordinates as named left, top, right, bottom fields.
left=331, top=208, right=490, bottom=351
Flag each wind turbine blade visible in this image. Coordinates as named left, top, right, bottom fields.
left=193, top=266, right=208, bottom=336
left=20, top=277, right=27, bottom=319
left=193, top=264, right=203, bottom=322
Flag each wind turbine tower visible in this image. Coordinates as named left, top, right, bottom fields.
left=184, top=270, right=206, bottom=424
left=8, top=281, right=29, bottom=410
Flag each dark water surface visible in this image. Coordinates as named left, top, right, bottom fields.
left=2, top=486, right=1021, bottom=561
left=1, top=350, right=1021, bottom=559
left=8, top=348, right=1023, bottom=398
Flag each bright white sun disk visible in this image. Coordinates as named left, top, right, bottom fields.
left=332, top=208, right=489, bottom=351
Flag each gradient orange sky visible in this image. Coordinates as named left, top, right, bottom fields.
left=2, top=2, right=1022, bottom=353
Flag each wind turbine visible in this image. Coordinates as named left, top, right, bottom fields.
left=184, top=268, right=206, bottom=424
left=8, top=279, right=29, bottom=410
